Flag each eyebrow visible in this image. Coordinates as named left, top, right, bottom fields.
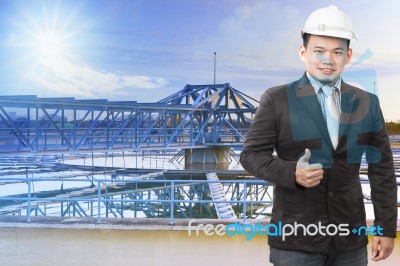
left=313, top=46, right=345, bottom=51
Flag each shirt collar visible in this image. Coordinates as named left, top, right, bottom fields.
left=306, top=72, right=342, bottom=94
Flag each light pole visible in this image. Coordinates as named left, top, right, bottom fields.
left=213, top=52, right=216, bottom=84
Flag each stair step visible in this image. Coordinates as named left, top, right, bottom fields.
left=206, top=172, right=236, bottom=219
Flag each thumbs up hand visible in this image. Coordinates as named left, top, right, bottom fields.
left=295, top=149, right=324, bottom=188
left=297, top=148, right=323, bottom=169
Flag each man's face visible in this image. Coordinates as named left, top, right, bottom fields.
left=299, top=35, right=352, bottom=84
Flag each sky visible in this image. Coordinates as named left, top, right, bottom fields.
left=0, top=0, right=399, bottom=121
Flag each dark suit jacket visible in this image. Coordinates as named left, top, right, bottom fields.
left=240, top=73, right=397, bottom=252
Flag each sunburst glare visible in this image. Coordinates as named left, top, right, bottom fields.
left=35, top=29, right=67, bottom=59
left=8, top=1, right=89, bottom=94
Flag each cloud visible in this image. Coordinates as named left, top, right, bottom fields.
left=204, top=0, right=304, bottom=68
left=204, top=0, right=400, bottom=76
left=121, top=75, right=168, bottom=89
left=22, top=55, right=168, bottom=98
left=194, top=0, right=306, bottom=92
left=5, top=34, right=16, bottom=45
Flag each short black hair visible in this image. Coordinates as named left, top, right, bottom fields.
left=302, top=33, right=350, bottom=49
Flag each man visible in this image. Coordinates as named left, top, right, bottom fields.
left=240, top=5, right=397, bottom=265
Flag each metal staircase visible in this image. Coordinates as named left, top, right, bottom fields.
left=206, top=172, right=236, bottom=219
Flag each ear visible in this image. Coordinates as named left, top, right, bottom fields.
left=299, top=45, right=306, bottom=62
left=345, top=48, right=353, bottom=65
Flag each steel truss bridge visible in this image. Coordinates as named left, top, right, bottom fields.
left=0, top=83, right=258, bottom=154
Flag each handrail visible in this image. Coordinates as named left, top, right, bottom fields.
left=0, top=177, right=273, bottom=224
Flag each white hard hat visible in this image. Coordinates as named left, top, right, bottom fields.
left=302, top=5, right=357, bottom=41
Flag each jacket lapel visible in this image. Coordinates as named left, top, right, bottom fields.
left=294, top=76, right=332, bottom=147
left=339, top=82, right=356, bottom=128
left=337, top=81, right=368, bottom=149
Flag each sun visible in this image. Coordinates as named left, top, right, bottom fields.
left=12, top=3, right=83, bottom=80
left=36, top=30, right=67, bottom=58
left=15, top=3, right=77, bottom=64
left=9, top=1, right=89, bottom=96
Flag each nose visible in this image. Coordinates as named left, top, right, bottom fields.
left=322, top=53, right=334, bottom=65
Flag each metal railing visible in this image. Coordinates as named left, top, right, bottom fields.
left=0, top=177, right=274, bottom=224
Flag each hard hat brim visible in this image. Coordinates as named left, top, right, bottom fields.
left=301, top=27, right=357, bottom=41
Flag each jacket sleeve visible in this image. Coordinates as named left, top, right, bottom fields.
left=367, top=95, right=398, bottom=238
left=240, top=90, right=298, bottom=190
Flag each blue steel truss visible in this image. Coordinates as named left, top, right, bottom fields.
left=0, top=177, right=274, bottom=222
left=0, top=83, right=258, bottom=154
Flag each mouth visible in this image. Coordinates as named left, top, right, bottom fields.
left=318, top=68, right=336, bottom=74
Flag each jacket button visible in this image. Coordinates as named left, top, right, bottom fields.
left=328, top=192, right=334, bottom=198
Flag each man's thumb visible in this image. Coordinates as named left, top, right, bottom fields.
left=298, top=149, right=311, bottom=165
left=297, top=149, right=322, bottom=169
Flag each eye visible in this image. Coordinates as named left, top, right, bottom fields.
left=335, top=51, right=343, bottom=55
left=314, top=50, right=323, bottom=54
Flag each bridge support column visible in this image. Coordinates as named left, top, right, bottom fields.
left=184, top=147, right=230, bottom=170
